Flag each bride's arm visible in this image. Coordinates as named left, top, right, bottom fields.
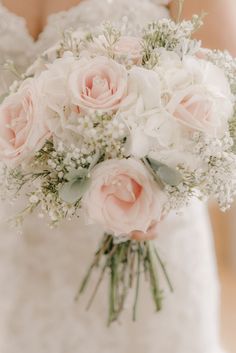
left=169, top=0, right=236, bottom=56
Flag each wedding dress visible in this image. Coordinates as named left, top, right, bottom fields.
left=0, top=0, right=225, bottom=352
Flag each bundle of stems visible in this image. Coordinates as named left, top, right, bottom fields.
left=76, top=234, right=173, bottom=326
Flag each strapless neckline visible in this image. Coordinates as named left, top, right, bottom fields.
left=0, top=1, right=84, bottom=45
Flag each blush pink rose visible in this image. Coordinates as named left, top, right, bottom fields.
left=166, top=85, right=232, bottom=137
left=69, top=56, right=128, bottom=112
left=165, top=58, right=233, bottom=137
left=0, top=79, right=50, bottom=167
left=82, top=158, right=166, bottom=237
left=114, top=36, right=142, bottom=64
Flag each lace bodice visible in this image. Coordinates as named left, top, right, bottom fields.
left=0, top=0, right=169, bottom=94
left=0, top=1, right=226, bottom=353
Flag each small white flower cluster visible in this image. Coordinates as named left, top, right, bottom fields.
left=192, top=132, right=233, bottom=161
left=205, top=158, right=236, bottom=211
left=207, top=49, right=236, bottom=95
left=65, top=112, right=127, bottom=159
left=207, top=49, right=236, bottom=151
left=188, top=132, right=236, bottom=209
left=142, top=15, right=204, bottom=68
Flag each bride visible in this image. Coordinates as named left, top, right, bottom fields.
left=0, top=0, right=233, bottom=352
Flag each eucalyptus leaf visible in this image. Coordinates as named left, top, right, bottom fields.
left=142, top=157, right=164, bottom=188
left=65, top=168, right=88, bottom=181
left=64, top=151, right=101, bottom=182
left=157, top=165, right=182, bottom=186
left=146, top=158, right=164, bottom=172
left=59, top=177, right=91, bottom=204
left=147, top=157, right=182, bottom=186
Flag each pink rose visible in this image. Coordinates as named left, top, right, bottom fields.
left=114, top=36, right=142, bottom=64
left=69, top=56, right=128, bottom=112
left=166, top=85, right=232, bottom=137
left=165, top=57, right=233, bottom=137
left=82, top=158, right=166, bottom=236
left=0, top=79, right=50, bottom=167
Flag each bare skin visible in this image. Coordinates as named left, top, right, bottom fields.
left=2, top=0, right=82, bottom=40
left=169, top=0, right=236, bottom=56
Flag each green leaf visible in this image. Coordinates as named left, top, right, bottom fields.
left=64, top=168, right=88, bottom=181
left=64, top=151, right=101, bottom=181
left=59, top=177, right=91, bottom=204
left=147, top=157, right=182, bottom=186
left=146, top=158, right=164, bottom=172
left=157, top=165, right=183, bottom=186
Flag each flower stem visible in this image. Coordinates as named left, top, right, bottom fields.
left=147, top=242, right=162, bottom=311
left=154, top=247, right=174, bottom=292
left=133, top=244, right=141, bottom=321
left=75, top=235, right=112, bottom=301
left=76, top=235, right=173, bottom=324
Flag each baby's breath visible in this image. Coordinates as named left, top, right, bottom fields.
left=142, top=15, right=204, bottom=67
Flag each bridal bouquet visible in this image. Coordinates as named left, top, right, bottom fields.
left=1, top=15, right=236, bottom=324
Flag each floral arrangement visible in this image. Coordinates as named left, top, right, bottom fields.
left=1, top=15, right=236, bottom=325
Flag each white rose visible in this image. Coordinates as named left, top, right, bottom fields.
left=25, top=43, right=62, bottom=78
left=37, top=52, right=79, bottom=140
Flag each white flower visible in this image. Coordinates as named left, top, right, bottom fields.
left=37, top=52, right=79, bottom=140
left=119, top=66, right=164, bottom=157
left=25, top=43, right=62, bottom=78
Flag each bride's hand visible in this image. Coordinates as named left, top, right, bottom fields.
left=169, top=0, right=236, bottom=56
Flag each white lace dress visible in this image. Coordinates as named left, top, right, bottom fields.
left=0, top=1, right=225, bottom=352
